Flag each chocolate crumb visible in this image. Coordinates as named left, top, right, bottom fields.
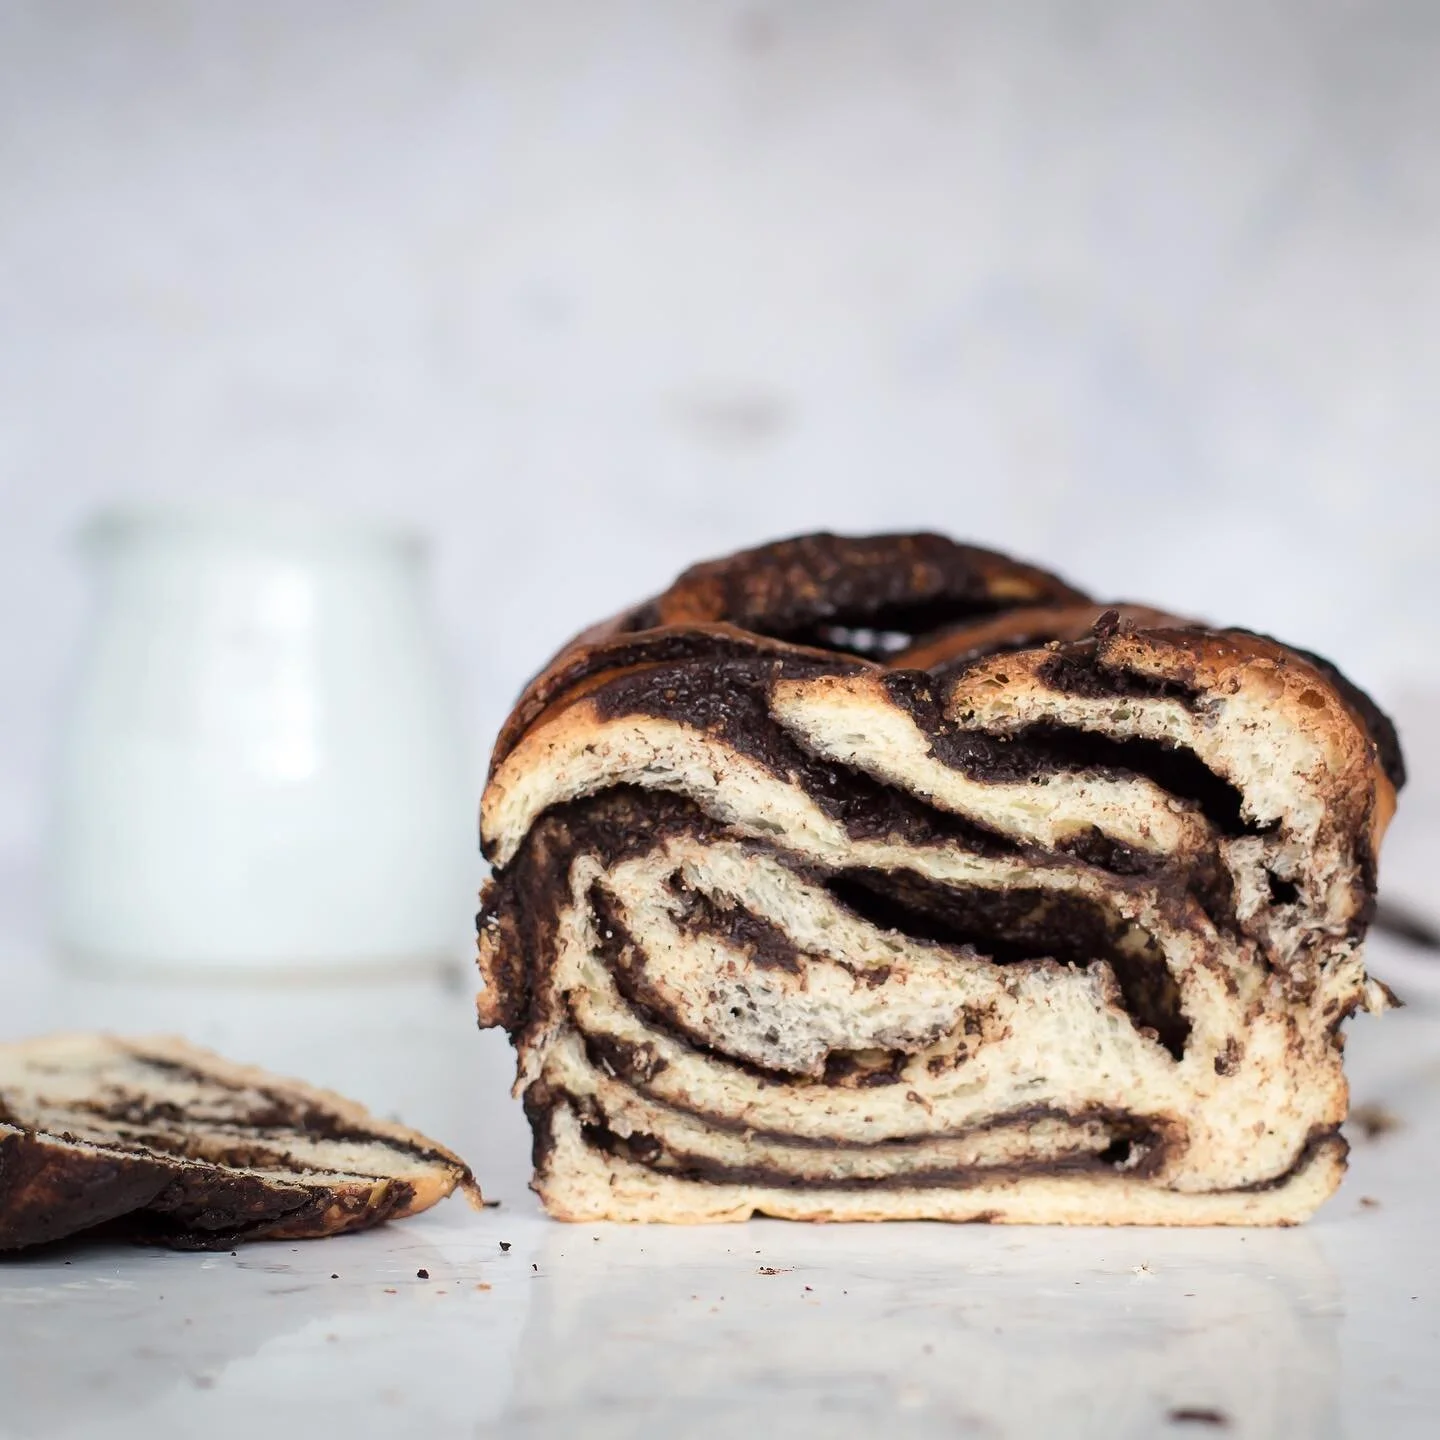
left=384, top=1287, right=397, bottom=1294
left=1167, top=1408, right=1230, bottom=1427
left=531, top=1262, right=538, bottom=1272
left=481, top=1199, right=501, bottom=1208
left=1350, top=1103, right=1402, bottom=1141
left=1092, top=608, right=1123, bottom=640
left=330, top=1273, right=339, bottom=1280
left=1360, top=1195, right=1381, bottom=1209
left=499, top=1241, right=512, bottom=1252
left=416, top=1268, right=430, bottom=1279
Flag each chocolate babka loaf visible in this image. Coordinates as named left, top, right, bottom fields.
left=478, top=533, right=1401, bottom=1225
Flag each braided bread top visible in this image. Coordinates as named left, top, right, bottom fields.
left=488, top=531, right=1403, bottom=798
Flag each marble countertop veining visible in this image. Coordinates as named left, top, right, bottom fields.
left=1, top=930, right=1438, bottom=1438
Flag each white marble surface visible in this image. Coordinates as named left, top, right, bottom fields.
left=2, top=926, right=1439, bottom=1439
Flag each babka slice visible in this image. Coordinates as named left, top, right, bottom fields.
left=478, top=533, right=1401, bottom=1225
left=0, top=1034, right=477, bottom=1249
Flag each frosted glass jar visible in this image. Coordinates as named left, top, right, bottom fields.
left=51, top=504, right=471, bottom=976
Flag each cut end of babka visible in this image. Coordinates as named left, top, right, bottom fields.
left=476, top=532, right=1400, bottom=1226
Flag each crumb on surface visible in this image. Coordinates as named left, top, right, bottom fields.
left=1350, top=1103, right=1402, bottom=1141
left=416, top=1268, right=429, bottom=1280
left=1167, top=1407, right=1230, bottom=1427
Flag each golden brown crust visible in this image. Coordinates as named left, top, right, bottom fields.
left=942, top=625, right=1394, bottom=842
left=489, top=624, right=876, bottom=780
left=892, top=602, right=1186, bottom=672
left=490, top=533, right=1084, bottom=778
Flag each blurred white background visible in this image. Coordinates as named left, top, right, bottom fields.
left=3, top=0, right=1439, bottom=932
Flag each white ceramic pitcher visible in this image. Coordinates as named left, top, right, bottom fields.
left=50, top=504, right=472, bottom=976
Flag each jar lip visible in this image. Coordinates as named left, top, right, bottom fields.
left=78, top=501, right=427, bottom=557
